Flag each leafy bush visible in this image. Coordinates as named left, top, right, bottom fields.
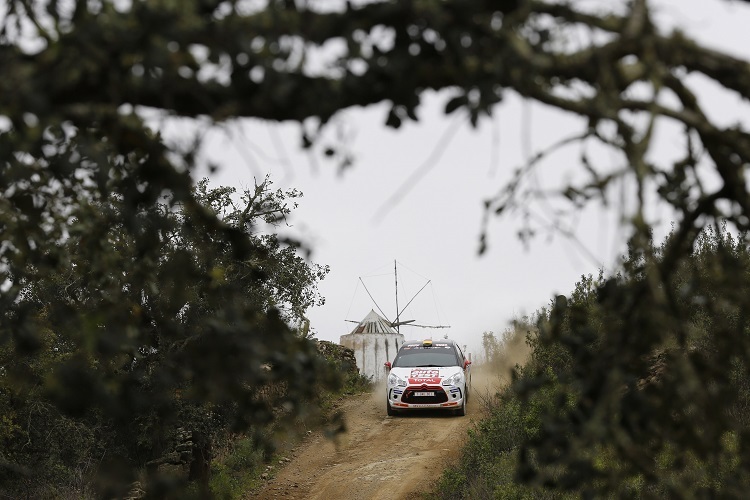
left=204, top=434, right=268, bottom=500
left=0, top=178, right=335, bottom=498
left=437, top=226, right=750, bottom=498
left=205, top=342, right=372, bottom=499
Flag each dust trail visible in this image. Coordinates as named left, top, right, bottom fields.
left=370, top=381, right=386, bottom=406
left=491, top=329, right=532, bottom=384
left=472, top=330, right=533, bottom=410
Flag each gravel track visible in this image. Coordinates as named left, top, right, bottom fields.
left=251, top=372, right=495, bottom=500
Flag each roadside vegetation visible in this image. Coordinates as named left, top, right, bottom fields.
left=204, top=344, right=372, bottom=499
left=437, top=225, right=750, bottom=498
left=5, top=0, right=750, bottom=498
left=0, top=177, right=340, bottom=498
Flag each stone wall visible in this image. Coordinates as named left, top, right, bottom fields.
left=316, top=340, right=359, bottom=376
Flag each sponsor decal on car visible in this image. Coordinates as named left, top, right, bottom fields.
left=409, top=379, right=442, bottom=385
left=408, top=369, right=441, bottom=385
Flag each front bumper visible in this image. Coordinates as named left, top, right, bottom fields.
left=387, top=384, right=464, bottom=410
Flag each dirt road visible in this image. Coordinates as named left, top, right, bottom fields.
left=251, top=373, right=494, bottom=500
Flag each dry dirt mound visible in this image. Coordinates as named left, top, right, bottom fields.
left=249, top=371, right=497, bottom=500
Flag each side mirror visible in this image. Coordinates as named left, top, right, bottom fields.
left=384, top=361, right=392, bottom=371
left=463, top=359, right=471, bottom=370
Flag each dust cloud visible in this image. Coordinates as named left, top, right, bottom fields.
left=490, top=329, right=532, bottom=383
left=252, top=338, right=534, bottom=499
left=471, top=328, right=533, bottom=408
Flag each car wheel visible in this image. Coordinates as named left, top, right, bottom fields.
left=387, top=400, right=396, bottom=417
left=455, top=397, right=466, bottom=417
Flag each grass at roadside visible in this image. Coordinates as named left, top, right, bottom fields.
left=205, top=370, right=373, bottom=499
left=430, top=381, right=574, bottom=500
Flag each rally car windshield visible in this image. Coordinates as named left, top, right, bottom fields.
left=392, top=346, right=459, bottom=368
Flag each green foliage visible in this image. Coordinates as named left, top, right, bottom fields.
left=341, top=371, right=374, bottom=396
left=316, top=341, right=373, bottom=396
left=437, top=226, right=750, bottom=498
left=435, top=384, right=573, bottom=500
left=191, top=177, right=330, bottom=326
left=204, top=434, right=267, bottom=500
left=0, top=175, right=334, bottom=496
left=4, top=0, right=750, bottom=497
left=205, top=343, right=371, bottom=499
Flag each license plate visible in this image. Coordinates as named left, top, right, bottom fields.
left=414, top=391, right=434, bottom=397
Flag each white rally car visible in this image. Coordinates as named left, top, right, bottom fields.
left=385, top=339, right=471, bottom=416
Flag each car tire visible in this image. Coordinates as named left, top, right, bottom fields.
left=455, top=397, right=466, bottom=417
left=387, top=400, right=396, bottom=417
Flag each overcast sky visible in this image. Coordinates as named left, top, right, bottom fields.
left=189, top=0, right=750, bottom=356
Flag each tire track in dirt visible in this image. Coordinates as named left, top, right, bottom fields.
left=250, top=371, right=496, bottom=500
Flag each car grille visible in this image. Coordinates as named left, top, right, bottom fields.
left=402, top=386, right=448, bottom=404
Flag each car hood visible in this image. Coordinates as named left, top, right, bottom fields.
left=390, top=367, right=462, bottom=385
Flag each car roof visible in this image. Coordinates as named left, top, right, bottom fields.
left=401, top=339, right=458, bottom=346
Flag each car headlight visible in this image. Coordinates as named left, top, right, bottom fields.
left=388, top=373, right=407, bottom=387
left=442, top=372, right=464, bottom=386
